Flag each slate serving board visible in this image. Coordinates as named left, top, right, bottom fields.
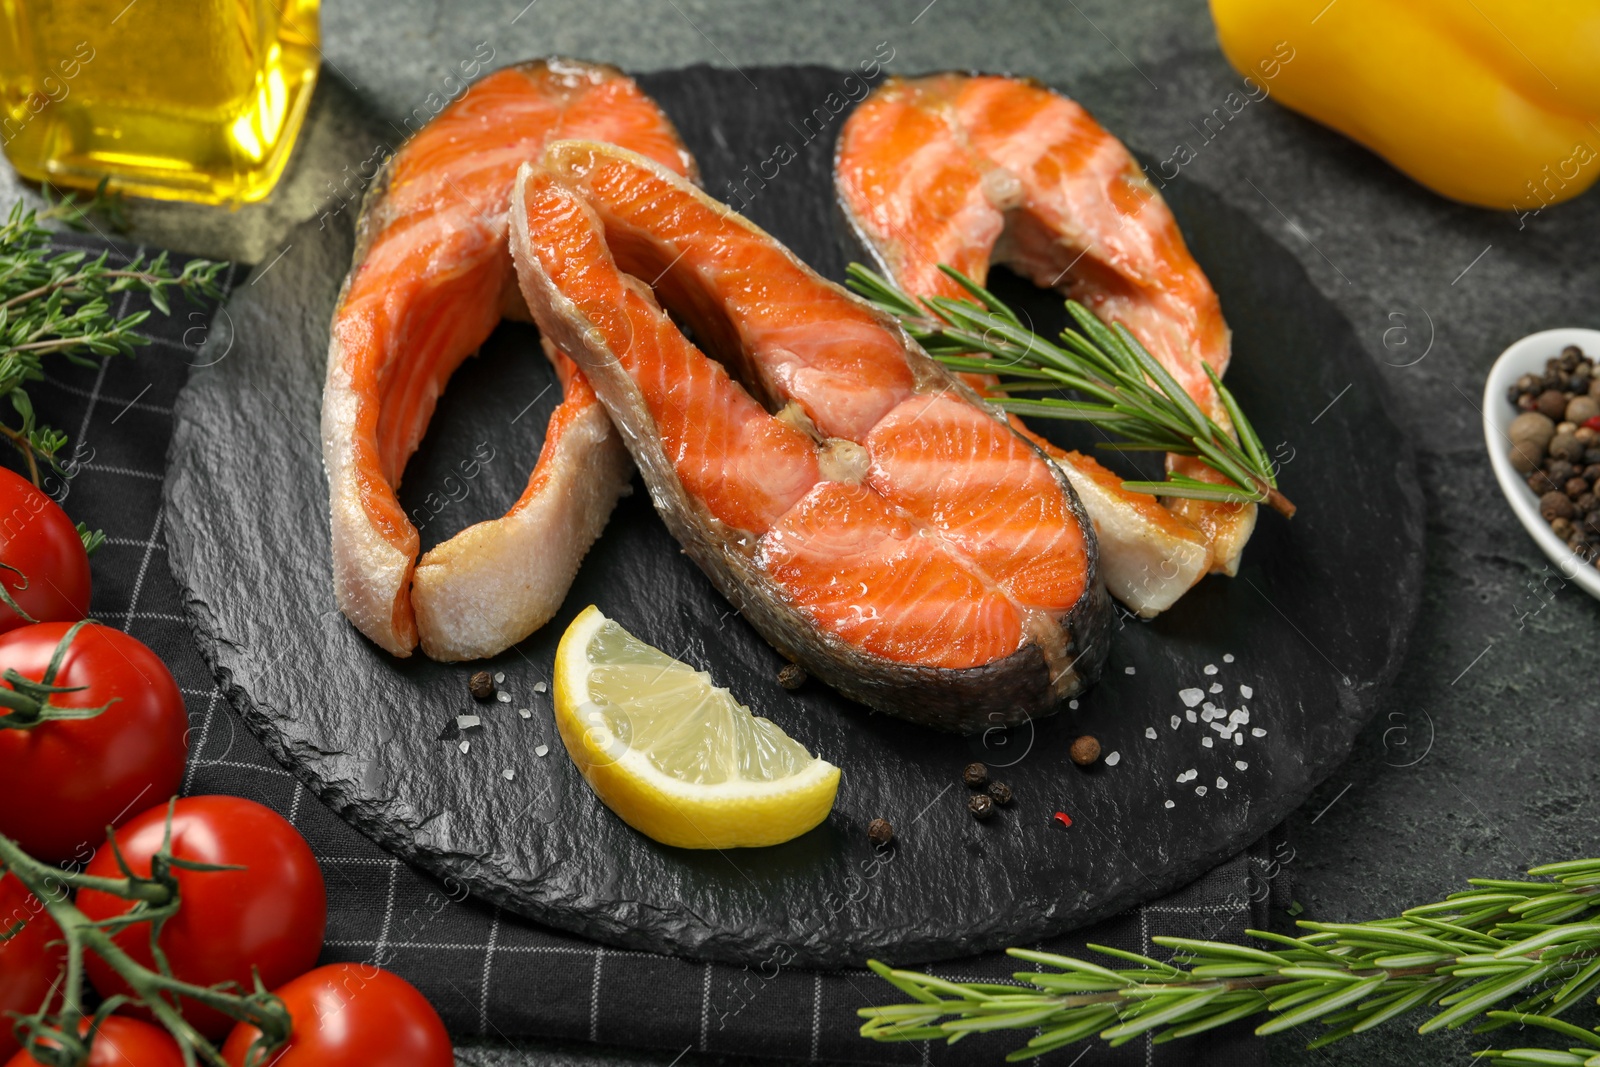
left=164, top=65, right=1423, bottom=968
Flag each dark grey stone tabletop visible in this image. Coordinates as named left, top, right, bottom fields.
left=18, top=2, right=1592, bottom=1064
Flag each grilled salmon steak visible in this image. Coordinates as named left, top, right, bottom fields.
left=510, top=142, right=1111, bottom=730
left=836, top=73, right=1255, bottom=617
left=321, top=59, right=696, bottom=659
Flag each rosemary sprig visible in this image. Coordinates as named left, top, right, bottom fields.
left=0, top=186, right=226, bottom=485
left=847, top=264, right=1294, bottom=518
left=859, top=858, right=1600, bottom=1061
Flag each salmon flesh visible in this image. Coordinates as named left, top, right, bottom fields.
left=510, top=142, right=1112, bottom=731
left=836, top=73, right=1257, bottom=616
left=321, top=59, right=696, bottom=660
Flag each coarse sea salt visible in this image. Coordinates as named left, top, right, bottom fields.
left=1223, top=653, right=1235, bottom=663
left=1216, top=777, right=1228, bottom=790
left=1069, top=699, right=1079, bottom=710
left=1235, top=760, right=1248, bottom=770
left=1233, top=733, right=1244, bottom=746
left=533, top=681, right=548, bottom=694
left=1202, top=737, right=1214, bottom=748
left=1145, top=727, right=1158, bottom=739
left=1186, top=709, right=1198, bottom=723
left=457, top=714, right=481, bottom=730
left=518, top=708, right=532, bottom=719
left=458, top=739, right=470, bottom=754
left=1164, top=799, right=1175, bottom=809
left=1239, top=684, right=1254, bottom=699
left=1124, top=666, right=1136, bottom=675
left=494, top=672, right=506, bottom=684
left=496, top=692, right=511, bottom=704
left=1203, top=663, right=1218, bottom=675
left=1231, top=709, right=1249, bottom=724
left=1195, top=785, right=1208, bottom=796
left=1209, top=682, right=1223, bottom=694
left=534, top=743, right=549, bottom=757
left=1170, top=715, right=1181, bottom=729
left=1105, top=751, right=1121, bottom=766
left=1179, top=687, right=1205, bottom=707
left=502, top=768, right=515, bottom=781
left=1252, top=727, right=1267, bottom=738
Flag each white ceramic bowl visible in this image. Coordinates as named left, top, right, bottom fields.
left=1482, top=327, right=1600, bottom=601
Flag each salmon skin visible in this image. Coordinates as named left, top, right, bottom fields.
left=835, top=73, right=1255, bottom=617
left=510, top=143, right=1111, bottom=731
left=321, top=59, right=696, bottom=660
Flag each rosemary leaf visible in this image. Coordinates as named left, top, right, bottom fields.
left=848, top=263, right=1296, bottom=517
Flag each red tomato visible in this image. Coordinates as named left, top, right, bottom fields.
left=77, top=798, right=326, bottom=1039
left=0, top=465, right=90, bottom=634
left=3, top=1016, right=184, bottom=1067
left=0, top=871, right=65, bottom=1062
left=221, top=965, right=452, bottom=1067
left=0, top=622, right=187, bottom=863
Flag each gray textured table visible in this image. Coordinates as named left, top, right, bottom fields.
left=25, top=2, right=1594, bottom=1064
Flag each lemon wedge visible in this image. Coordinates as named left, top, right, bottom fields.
left=552, top=605, right=840, bottom=849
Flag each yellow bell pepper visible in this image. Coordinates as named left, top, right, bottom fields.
left=1209, top=0, right=1600, bottom=213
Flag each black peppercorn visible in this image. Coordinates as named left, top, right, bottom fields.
left=1568, top=477, right=1591, bottom=499
left=1546, top=460, right=1578, bottom=485
left=968, top=793, right=995, bottom=820
left=962, top=762, right=989, bottom=788
left=469, top=670, right=496, bottom=702
left=777, top=663, right=807, bottom=690
left=1069, top=735, right=1101, bottom=766
left=987, top=781, right=1013, bottom=806
left=1563, top=345, right=1585, bottom=368
left=1542, top=492, right=1576, bottom=522
left=867, top=818, right=894, bottom=846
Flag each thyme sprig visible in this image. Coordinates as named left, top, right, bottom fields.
left=860, top=858, right=1600, bottom=1061
left=0, top=185, right=226, bottom=485
left=846, top=263, right=1294, bottom=518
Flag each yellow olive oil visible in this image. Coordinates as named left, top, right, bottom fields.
left=0, top=0, right=320, bottom=205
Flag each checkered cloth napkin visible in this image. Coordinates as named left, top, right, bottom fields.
left=20, top=231, right=1291, bottom=1066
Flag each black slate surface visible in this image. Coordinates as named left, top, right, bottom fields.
left=163, top=65, right=1422, bottom=968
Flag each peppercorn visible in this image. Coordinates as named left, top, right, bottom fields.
left=1510, top=443, right=1542, bottom=474
left=968, top=793, right=995, bottom=820
left=1529, top=471, right=1557, bottom=496
left=1547, top=459, right=1578, bottom=485
left=1551, top=517, right=1575, bottom=540
left=962, top=762, right=989, bottom=788
left=1577, top=493, right=1598, bottom=515
left=1563, top=345, right=1585, bottom=368
left=1578, top=427, right=1598, bottom=445
left=469, top=670, right=496, bottom=702
left=1542, top=492, right=1576, bottom=522
left=867, top=818, right=894, bottom=846
left=1552, top=434, right=1586, bottom=462
left=1518, top=394, right=1539, bottom=412
left=1510, top=411, right=1556, bottom=448
left=1517, top=373, right=1541, bottom=394
left=1588, top=511, right=1600, bottom=535
left=1538, top=390, right=1570, bottom=421
left=1568, top=477, right=1591, bottom=499
left=986, top=781, right=1013, bottom=806
left=777, top=662, right=807, bottom=690
left=1069, top=735, right=1101, bottom=766
left=1590, top=379, right=1600, bottom=401
left=1569, top=397, right=1600, bottom=425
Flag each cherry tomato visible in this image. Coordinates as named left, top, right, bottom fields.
left=3, top=1016, right=184, bottom=1067
left=221, top=965, right=452, bottom=1067
left=0, top=871, right=65, bottom=1062
left=0, top=622, right=186, bottom=863
left=0, top=465, right=89, bottom=635
left=77, top=797, right=326, bottom=1039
